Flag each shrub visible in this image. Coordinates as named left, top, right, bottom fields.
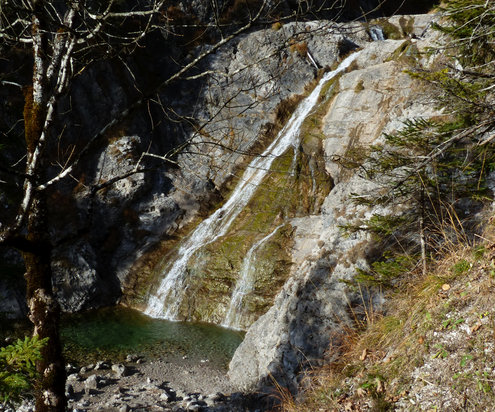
left=0, top=336, right=48, bottom=405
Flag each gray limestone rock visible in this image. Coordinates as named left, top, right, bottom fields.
left=229, top=13, right=443, bottom=392
left=51, top=242, right=101, bottom=312
left=94, top=361, right=110, bottom=371
left=84, top=374, right=100, bottom=394
left=112, top=363, right=130, bottom=378
left=0, top=278, right=26, bottom=319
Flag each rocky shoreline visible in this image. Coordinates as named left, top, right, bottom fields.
left=4, top=356, right=274, bottom=412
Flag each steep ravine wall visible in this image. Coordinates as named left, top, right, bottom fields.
left=120, top=20, right=369, bottom=313
left=228, top=14, right=443, bottom=391
left=125, top=13, right=435, bottom=321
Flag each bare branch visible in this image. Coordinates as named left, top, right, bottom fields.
left=1, top=79, right=22, bottom=88
left=36, top=0, right=271, bottom=191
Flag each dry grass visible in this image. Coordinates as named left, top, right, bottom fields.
left=289, top=41, right=308, bottom=58
left=281, top=223, right=495, bottom=411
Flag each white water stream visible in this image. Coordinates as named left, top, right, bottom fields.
left=221, top=224, right=283, bottom=330
left=144, top=50, right=362, bottom=322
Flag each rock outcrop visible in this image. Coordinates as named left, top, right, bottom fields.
left=228, top=13, right=442, bottom=391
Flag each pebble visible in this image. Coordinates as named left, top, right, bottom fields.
left=126, top=354, right=139, bottom=362
left=112, top=363, right=129, bottom=378
left=67, top=373, right=80, bottom=382
left=65, top=383, right=75, bottom=398
left=66, top=363, right=79, bottom=374
left=84, top=374, right=100, bottom=394
left=4, top=358, right=250, bottom=412
left=213, top=392, right=226, bottom=401
left=95, top=360, right=110, bottom=370
left=1, top=400, right=35, bottom=412
left=187, top=399, right=207, bottom=408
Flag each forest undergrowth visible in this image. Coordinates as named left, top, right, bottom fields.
left=281, top=223, right=495, bottom=411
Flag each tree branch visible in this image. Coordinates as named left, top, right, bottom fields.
left=37, top=0, right=270, bottom=191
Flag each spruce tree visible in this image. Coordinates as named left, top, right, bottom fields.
left=339, top=0, right=495, bottom=284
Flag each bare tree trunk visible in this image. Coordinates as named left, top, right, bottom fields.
left=22, top=194, right=67, bottom=412
left=22, top=20, right=67, bottom=408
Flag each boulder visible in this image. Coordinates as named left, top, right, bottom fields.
left=84, top=374, right=100, bottom=394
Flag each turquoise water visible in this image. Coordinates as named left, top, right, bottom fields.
left=61, top=306, right=244, bottom=368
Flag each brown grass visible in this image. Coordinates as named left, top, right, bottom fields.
left=280, top=221, right=495, bottom=411
left=289, top=41, right=308, bottom=58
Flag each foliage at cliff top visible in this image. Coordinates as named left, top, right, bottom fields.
left=338, top=0, right=495, bottom=286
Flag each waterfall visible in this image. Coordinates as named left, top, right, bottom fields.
left=144, top=50, right=362, bottom=321
left=221, top=225, right=283, bottom=330
left=369, top=26, right=385, bottom=41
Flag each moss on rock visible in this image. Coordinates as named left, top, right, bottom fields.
left=386, top=40, right=420, bottom=66
left=371, top=19, right=404, bottom=40
left=127, top=71, right=337, bottom=329
left=170, top=78, right=335, bottom=327
left=171, top=134, right=333, bottom=327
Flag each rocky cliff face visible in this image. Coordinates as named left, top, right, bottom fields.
left=0, top=0, right=445, bottom=395
left=99, top=11, right=443, bottom=392
left=228, top=14, right=443, bottom=390
left=0, top=2, right=436, bottom=316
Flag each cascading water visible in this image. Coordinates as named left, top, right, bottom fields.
left=221, top=224, right=283, bottom=330
left=144, top=50, right=362, bottom=322
left=369, top=26, right=385, bottom=41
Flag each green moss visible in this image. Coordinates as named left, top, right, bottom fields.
left=386, top=40, right=420, bottom=65
left=127, top=70, right=338, bottom=328
left=373, top=19, right=404, bottom=40
left=173, top=73, right=337, bottom=327
left=173, top=224, right=294, bottom=326
left=174, top=139, right=332, bottom=326
left=354, top=79, right=365, bottom=93
left=301, top=73, right=341, bottom=144
left=320, top=72, right=342, bottom=100
left=399, top=16, right=415, bottom=36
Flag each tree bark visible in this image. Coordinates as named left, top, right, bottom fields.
left=22, top=193, right=67, bottom=412
left=21, top=15, right=67, bottom=409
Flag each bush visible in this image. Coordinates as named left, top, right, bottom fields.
left=0, top=336, right=48, bottom=405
